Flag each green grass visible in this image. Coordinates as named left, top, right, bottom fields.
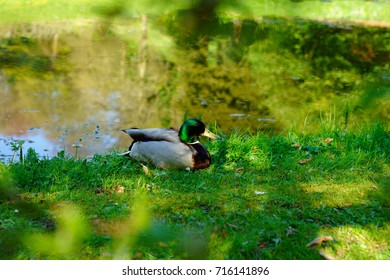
left=1, top=122, right=389, bottom=260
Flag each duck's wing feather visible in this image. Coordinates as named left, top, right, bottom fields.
left=130, top=141, right=194, bottom=169
left=122, top=128, right=179, bottom=142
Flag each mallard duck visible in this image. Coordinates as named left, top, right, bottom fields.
left=122, top=118, right=219, bottom=169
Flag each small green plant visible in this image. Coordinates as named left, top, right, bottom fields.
left=72, top=143, right=83, bottom=159
left=10, top=140, right=25, bottom=164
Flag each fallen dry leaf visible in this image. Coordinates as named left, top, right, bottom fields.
left=292, top=143, right=301, bottom=149
left=141, top=163, right=150, bottom=176
left=306, top=236, right=333, bottom=247
left=319, top=250, right=336, bottom=260
left=235, top=167, right=244, bottom=173
left=115, top=185, right=125, bottom=193
left=257, top=242, right=268, bottom=249
left=298, top=157, right=312, bottom=165
left=134, top=251, right=143, bottom=259
left=324, top=138, right=334, bottom=144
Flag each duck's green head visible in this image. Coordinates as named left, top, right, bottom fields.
left=179, top=118, right=220, bottom=143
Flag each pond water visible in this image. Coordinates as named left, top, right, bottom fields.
left=0, top=17, right=389, bottom=162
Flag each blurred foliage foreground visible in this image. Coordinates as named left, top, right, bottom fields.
left=0, top=123, right=389, bottom=260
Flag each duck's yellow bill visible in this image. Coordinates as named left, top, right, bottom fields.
left=201, top=129, right=220, bottom=140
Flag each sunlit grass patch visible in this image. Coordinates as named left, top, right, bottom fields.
left=300, top=181, right=378, bottom=208
left=320, top=224, right=390, bottom=260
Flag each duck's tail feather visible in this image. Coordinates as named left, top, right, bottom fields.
left=118, top=151, right=131, bottom=156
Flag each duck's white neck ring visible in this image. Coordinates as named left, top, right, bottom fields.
left=187, top=141, right=200, bottom=145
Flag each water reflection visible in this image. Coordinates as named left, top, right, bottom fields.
left=0, top=23, right=269, bottom=161
left=0, top=129, right=54, bottom=162
left=0, top=16, right=388, bottom=161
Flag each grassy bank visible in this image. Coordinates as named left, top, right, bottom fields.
left=0, top=123, right=389, bottom=259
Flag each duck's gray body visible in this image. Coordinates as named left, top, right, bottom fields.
left=122, top=127, right=211, bottom=169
